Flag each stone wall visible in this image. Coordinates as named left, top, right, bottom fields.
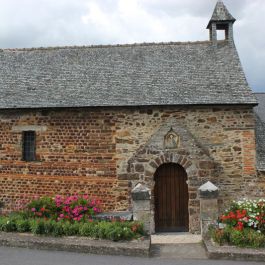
left=0, top=109, right=119, bottom=211
left=0, top=106, right=262, bottom=232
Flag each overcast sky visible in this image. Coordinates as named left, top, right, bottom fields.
left=0, top=0, right=264, bottom=92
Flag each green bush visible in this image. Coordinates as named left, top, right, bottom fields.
left=0, top=217, right=8, bottom=231
left=209, top=225, right=231, bottom=245
left=4, top=219, right=17, bottom=232
left=50, top=221, right=64, bottom=237
left=8, top=211, right=28, bottom=220
left=210, top=225, right=265, bottom=248
left=121, top=226, right=134, bottom=241
left=79, top=222, right=98, bottom=238
left=249, top=232, right=265, bottom=248
left=106, top=226, right=124, bottom=241
left=43, top=220, right=55, bottom=234
left=229, top=228, right=265, bottom=248
left=79, top=222, right=100, bottom=238
left=30, top=219, right=45, bottom=235
left=16, top=219, right=30, bottom=232
left=97, top=221, right=111, bottom=239
left=62, top=222, right=80, bottom=236
left=29, top=219, right=63, bottom=237
left=0, top=214, right=144, bottom=241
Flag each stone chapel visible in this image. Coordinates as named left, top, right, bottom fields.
left=0, top=1, right=264, bottom=234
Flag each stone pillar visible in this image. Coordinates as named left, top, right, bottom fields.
left=210, top=23, right=217, bottom=44
left=198, top=181, right=219, bottom=237
left=131, top=183, right=151, bottom=235
left=224, top=22, right=234, bottom=44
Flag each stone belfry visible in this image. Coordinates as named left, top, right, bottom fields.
left=207, top=0, right=236, bottom=43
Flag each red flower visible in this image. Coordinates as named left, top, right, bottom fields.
left=131, top=225, right=138, bottom=232
left=236, top=210, right=247, bottom=219
left=40, top=207, right=45, bottom=212
left=235, top=221, right=244, bottom=231
left=229, top=212, right=236, bottom=219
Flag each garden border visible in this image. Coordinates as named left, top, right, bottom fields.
left=0, top=232, right=150, bottom=257
left=203, top=238, right=265, bottom=262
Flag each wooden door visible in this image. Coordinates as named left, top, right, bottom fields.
left=154, top=163, right=189, bottom=232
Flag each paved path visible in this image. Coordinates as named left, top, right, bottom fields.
left=151, top=233, right=207, bottom=260
left=0, top=246, right=262, bottom=265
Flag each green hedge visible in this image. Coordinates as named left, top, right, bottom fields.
left=0, top=215, right=144, bottom=241
left=209, top=225, right=265, bottom=248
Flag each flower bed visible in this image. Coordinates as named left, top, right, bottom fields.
left=28, top=194, right=101, bottom=222
left=209, top=199, right=265, bottom=248
left=0, top=195, right=144, bottom=241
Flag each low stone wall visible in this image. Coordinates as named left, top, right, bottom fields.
left=204, top=239, right=265, bottom=262
left=0, top=232, right=150, bottom=257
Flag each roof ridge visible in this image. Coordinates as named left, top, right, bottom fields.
left=0, top=40, right=217, bottom=52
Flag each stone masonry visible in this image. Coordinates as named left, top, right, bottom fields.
left=0, top=105, right=263, bottom=233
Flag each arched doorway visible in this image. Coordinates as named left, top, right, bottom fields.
left=154, top=163, right=189, bottom=232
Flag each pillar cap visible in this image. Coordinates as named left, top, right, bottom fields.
left=131, top=183, right=151, bottom=200
left=199, top=181, right=218, bottom=192
left=199, top=181, right=219, bottom=199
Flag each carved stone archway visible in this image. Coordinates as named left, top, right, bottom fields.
left=117, top=118, right=220, bottom=233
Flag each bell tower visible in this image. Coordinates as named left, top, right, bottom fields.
left=207, top=0, right=236, bottom=43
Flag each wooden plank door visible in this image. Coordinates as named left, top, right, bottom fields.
left=154, top=163, right=189, bottom=232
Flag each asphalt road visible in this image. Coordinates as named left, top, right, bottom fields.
left=0, top=247, right=262, bottom=265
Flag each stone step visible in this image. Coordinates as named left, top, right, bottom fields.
left=151, top=232, right=202, bottom=244
left=150, top=243, right=208, bottom=260
left=150, top=233, right=207, bottom=260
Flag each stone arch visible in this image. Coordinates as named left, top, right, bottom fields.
left=127, top=151, right=208, bottom=233
left=117, top=118, right=221, bottom=233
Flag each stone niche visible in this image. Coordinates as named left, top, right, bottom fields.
left=164, top=127, right=180, bottom=149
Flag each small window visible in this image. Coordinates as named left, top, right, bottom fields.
left=22, top=131, right=36, bottom=161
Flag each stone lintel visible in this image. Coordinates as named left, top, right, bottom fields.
left=12, top=125, right=47, bottom=132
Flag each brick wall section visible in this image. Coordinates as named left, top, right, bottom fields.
left=0, top=109, right=119, bottom=211
left=0, top=106, right=263, bottom=232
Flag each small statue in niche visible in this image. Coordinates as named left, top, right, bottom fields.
left=164, top=127, right=180, bottom=149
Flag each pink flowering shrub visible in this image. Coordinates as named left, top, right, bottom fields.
left=27, top=194, right=101, bottom=222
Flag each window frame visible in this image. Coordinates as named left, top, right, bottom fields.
left=22, top=131, right=36, bottom=162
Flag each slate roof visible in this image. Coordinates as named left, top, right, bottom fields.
left=0, top=41, right=257, bottom=109
left=254, top=93, right=265, bottom=171
left=207, top=0, right=236, bottom=29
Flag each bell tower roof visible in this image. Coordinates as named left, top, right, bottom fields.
left=207, top=0, right=236, bottom=29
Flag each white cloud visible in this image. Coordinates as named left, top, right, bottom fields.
left=0, top=0, right=264, bottom=91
